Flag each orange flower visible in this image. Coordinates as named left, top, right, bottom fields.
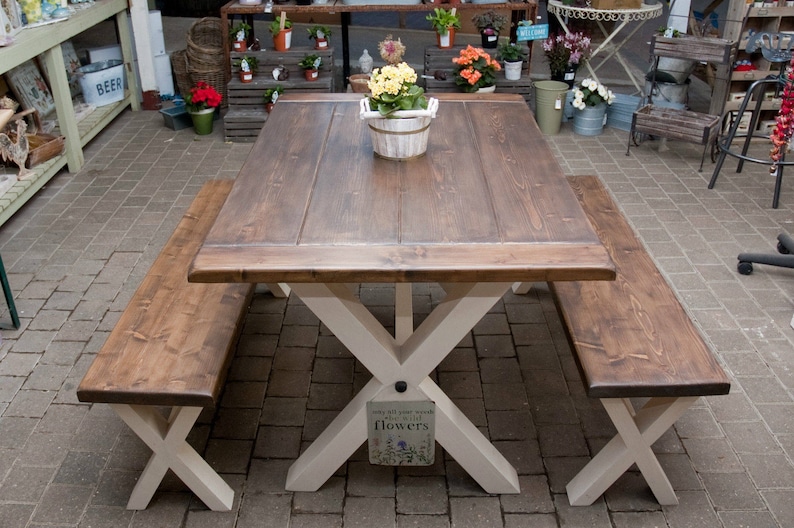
left=452, top=45, right=500, bottom=93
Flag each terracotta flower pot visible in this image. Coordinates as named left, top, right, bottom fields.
left=304, top=69, right=319, bottom=81
left=232, top=40, right=246, bottom=52
left=273, top=28, right=292, bottom=52
left=240, top=70, right=253, bottom=83
left=265, top=102, right=275, bottom=113
left=314, top=37, right=328, bottom=50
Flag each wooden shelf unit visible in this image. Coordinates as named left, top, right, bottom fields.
left=722, top=2, right=794, bottom=127
left=224, top=47, right=335, bottom=142
left=0, top=0, right=140, bottom=228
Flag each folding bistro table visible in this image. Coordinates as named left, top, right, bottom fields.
left=547, top=0, right=663, bottom=93
left=189, top=93, right=615, bottom=494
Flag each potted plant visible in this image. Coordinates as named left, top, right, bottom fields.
left=497, top=41, right=527, bottom=81
left=184, top=81, right=222, bottom=135
left=378, top=34, right=406, bottom=65
left=571, top=78, right=615, bottom=136
left=269, top=13, right=292, bottom=52
left=235, top=55, right=258, bottom=83
left=426, top=8, right=460, bottom=49
left=541, top=32, right=591, bottom=88
left=263, top=85, right=284, bottom=113
left=361, top=62, right=438, bottom=159
left=472, top=10, right=508, bottom=49
left=230, top=21, right=251, bottom=52
left=452, top=45, right=501, bottom=93
left=299, top=54, right=322, bottom=81
left=307, top=25, right=331, bottom=50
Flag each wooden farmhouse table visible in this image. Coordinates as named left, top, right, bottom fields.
left=189, top=93, right=615, bottom=494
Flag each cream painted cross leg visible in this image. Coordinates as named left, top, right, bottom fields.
left=566, top=396, right=698, bottom=506
left=110, top=403, right=234, bottom=511
left=266, top=283, right=291, bottom=298
left=285, top=281, right=520, bottom=494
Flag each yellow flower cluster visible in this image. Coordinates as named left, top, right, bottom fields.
left=367, top=62, right=418, bottom=99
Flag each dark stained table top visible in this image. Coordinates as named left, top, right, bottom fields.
left=189, top=93, right=615, bottom=284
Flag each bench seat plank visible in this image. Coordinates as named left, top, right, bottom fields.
left=549, top=175, right=730, bottom=507
left=551, top=176, right=730, bottom=399
left=76, top=180, right=255, bottom=512
left=77, top=180, right=254, bottom=408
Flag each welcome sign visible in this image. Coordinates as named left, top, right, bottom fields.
left=517, top=22, right=549, bottom=42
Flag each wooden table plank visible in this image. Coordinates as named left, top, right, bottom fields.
left=191, top=93, right=615, bottom=285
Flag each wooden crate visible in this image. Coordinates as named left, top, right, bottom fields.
left=651, top=35, right=737, bottom=67
left=6, top=131, right=65, bottom=168
left=632, top=104, right=720, bottom=145
left=423, top=46, right=533, bottom=103
left=26, top=133, right=65, bottom=168
left=223, top=108, right=267, bottom=143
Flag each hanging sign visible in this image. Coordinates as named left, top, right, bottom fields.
left=367, top=401, right=435, bottom=466
left=517, top=23, right=549, bottom=42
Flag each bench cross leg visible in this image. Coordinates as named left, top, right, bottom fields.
left=566, top=396, right=697, bottom=506
left=111, top=403, right=234, bottom=511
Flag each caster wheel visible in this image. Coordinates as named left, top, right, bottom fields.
left=778, top=241, right=790, bottom=254
left=738, top=261, right=753, bottom=275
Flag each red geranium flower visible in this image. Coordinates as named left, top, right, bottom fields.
left=185, top=81, right=222, bottom=112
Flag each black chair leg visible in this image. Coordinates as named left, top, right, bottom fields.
left=737, top=233, right=794, bottom=275
left=0, top=254, right=20, bottom=330
left=773, top=156, right=785, bottom=209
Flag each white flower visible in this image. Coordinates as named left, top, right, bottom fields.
left=574, top=89, right=584, bottom=99
left=587, top=80, right=598, bottom=91
left=597, top=86, right=607, bottom=98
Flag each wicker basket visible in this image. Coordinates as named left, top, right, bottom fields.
left=188, top=17, right=223, bottom=49
left=187, top=17, right=224, bottom=70
left=171, top=50, right=192, bottom=97
left=184, top=17, right=227, bottom=107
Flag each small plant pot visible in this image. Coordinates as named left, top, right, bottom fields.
left=240, top=71, right=253, bottom=83
left=273, top=28, right=292, bottom=52
left=349, top=73, right=371, bottom=93
left=232, top=40, right=247, bottom=52
left=437, top=28, right=456, bottom=49
left=481, top=30, right=498, bottom=49
left=504, top=60, right=523, bottom=81
left=314, top=37, right=329, bottom=50
left=304, top=69, right=319, bottom=81
left=265, top=102, right=275, bottom=113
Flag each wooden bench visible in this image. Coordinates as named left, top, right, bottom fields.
left=549, top=175, right=730, bottom=506
left=423, top=46, right=533, bottom=102
left=224, top=47, right=335, bottom=142
left=76, top=180, right=255, bottom=511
